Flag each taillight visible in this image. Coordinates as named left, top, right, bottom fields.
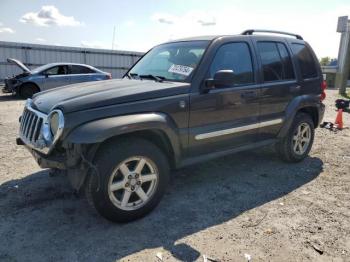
left=106, top=73, right=112, bottom=79
left=320, top=80, right=327, bottom=101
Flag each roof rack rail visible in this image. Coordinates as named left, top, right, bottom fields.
left=241, top=29, right=303, bottom=40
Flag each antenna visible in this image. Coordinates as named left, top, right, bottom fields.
left=111, top=26, right=116, bottom=50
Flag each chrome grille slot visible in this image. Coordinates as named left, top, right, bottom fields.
left=21, top=109, right=30, bottom=133
left=29, top=115, right=38, bottom=141
left=33, top=118, right=43, bottom=141
left=24, top=113, right=33, bottom=137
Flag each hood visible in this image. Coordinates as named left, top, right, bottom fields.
left=7, top=58, right=31, bottom=73
left=32, top=79, right=190, bottom=113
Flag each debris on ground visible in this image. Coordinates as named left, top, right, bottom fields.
left=264, top=227, right=278, bottom=235
left=308, top=240, right=324, bottom=255
left=244, top=253, right=252, bottom=261
left=203, top=255, right=220, bottom=262
left=335, top=99, right=350, bottom=111
left=156, top=252, right=163, bottom=261
left=242, top=212, right=268, bottom=228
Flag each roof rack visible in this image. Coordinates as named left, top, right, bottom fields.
left=241, top=29, right=303, bottom=40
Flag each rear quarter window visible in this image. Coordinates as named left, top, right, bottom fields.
left=70, top=65, right=96, bottom=74
left=291, top=44, right=318, bottom=79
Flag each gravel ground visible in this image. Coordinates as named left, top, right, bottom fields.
left=0, top=89, right=349, bottom=262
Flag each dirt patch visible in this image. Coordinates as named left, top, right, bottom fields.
left=0, top=90, right=349, bottom=261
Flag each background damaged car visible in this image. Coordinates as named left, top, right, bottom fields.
left=3, top=58, right=112, bottom=98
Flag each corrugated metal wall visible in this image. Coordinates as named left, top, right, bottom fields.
left=0, top=41, right=144, bottom=82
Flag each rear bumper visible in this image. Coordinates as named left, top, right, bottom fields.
left=317, top=102, right=326, bottom=126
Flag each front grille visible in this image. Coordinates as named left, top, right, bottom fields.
left=19, top=99, right=65, bottom=154
left=19, top=100, right=48, bottom=153
left=20, top=108, right=44, bottom=143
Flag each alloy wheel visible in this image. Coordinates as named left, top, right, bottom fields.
left=292, top=122, right=311, bottom=155
left=107, top=156, right=159, bottom=211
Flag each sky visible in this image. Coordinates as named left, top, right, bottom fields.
left=0, top=0, right=349, bottom=58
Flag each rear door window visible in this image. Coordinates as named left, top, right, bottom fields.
left=291, top=44, right=318, bottom=79
left=209, top=42, right=254, bottom=85
left=277, top=43, right=295, bottom=80
left=69, top=65, right=95, bottom=74
left=257, top=42, right=295, bottom=82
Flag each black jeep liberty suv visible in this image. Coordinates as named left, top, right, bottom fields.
left=17, top=30, right=326, bottom=222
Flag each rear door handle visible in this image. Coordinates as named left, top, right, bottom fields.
left=241, top=91, right=258, bottom=99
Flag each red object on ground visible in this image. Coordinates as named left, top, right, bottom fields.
left=335, top=109, right=343, bottom=129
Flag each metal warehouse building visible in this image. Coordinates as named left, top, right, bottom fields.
left=0, top=41, right=144, bottom=82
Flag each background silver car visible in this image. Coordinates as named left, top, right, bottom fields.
left=3, top=58, right=112, bottom=98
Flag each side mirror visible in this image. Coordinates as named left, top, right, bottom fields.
left=204, top=70, right=236, bottom=91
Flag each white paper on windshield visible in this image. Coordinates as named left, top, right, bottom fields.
left=168, top=64, right=194, bottom=76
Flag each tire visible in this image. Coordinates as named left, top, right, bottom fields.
left=276, top=112, right=315, bottom=163
left=19, top=83, right=39, bottom=99
left=85, top=138, right=170, bottom=223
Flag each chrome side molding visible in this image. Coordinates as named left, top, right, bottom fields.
left=195, top=118, right=283, bottom=140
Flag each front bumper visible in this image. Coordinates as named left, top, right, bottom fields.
left=17, top=137, right=66, bottom=169
left=2, top=86, right=12, bottom=93
left=2, top=82, right=12, bottom=93
left=17, top=99, right=75, bottom=169
left=17, top=137, right=93, bottom=191
left=2, top=79, right=19, bottom=93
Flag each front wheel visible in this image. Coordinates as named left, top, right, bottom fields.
left=276, top=113, right=315, bottom=162
left=85, top=138, right=170, bottom=222
left=19, top=83, right=39, bottom=99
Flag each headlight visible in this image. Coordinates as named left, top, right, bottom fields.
left=45, top=110, right=64, bottom=140
left=49, top=112, right=60, bottom=136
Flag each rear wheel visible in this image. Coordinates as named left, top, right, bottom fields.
left=85, top=138, right=170, bottom=222
left=19, top=83, right=39, bottom=99
left=276, top=113, right=315, bottom=162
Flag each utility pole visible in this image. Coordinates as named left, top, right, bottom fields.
left=111, top=26, right=116, bottom=50
left=335, top=16, right=350, bottom=95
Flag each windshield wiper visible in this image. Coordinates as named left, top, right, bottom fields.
left=126, top=72, right=138, bottom=79
left=139, top=74, right=165, bottom=82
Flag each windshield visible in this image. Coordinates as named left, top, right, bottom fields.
left=128, top=40, right=209, bottom=82
left=31, top=64, right=55, bottom=74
